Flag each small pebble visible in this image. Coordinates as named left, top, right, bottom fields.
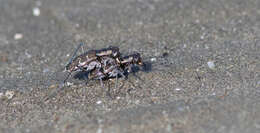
left=150, top=57, right=157, bottom=62
left=49, top=84, right=57, bottom=89
left=177, top=106, right=185, bottom=112
left=207, top=61, right=215, bottom=69
left=97, top=23, right=102, bottom=29
left=14, top=33, right=23, bottom=40
left=0, top=92, right=4, bottom=99
left=175, top=88, right=182, bottom=91
left=32, top=7, right=40, bottom=16
left=200, top=35, right=205, bottom=40
left=97, top=127, right=103, bottom=133
left=25, top=51, right=32, bottom=58
left=5, top=90, right=15, bottom=99
left=43, top=68, right=49, bottom=73
left=166, top=124, right=172, bottom=132
left=96, top=100, right=102, bottom=104
left=66, top=82, right=74, bottom=86
left=116, top=96, right=121, bottom=100
left=135, top=100, right=140, bottom=104
left=75, top=23, right=80, bottom=28
left=183, top=44, right=187, bottom=48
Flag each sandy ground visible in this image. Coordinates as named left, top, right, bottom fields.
left=0, top=0, right=259, bottom=133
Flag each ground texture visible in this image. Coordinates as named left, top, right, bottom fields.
left=0, top=0, right=259, bottom=133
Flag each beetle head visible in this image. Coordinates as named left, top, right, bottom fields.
left=132, top=53, right=143, bottom=66
left=65, top=57, right=80, bottom=73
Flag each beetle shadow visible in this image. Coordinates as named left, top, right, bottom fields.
left=122, top=61, right=152, bottom=81
left=73, top=71, right=89, bottom=80
left=72, top=61, right=153, bottom=81
left=142, top=61, right=152, bottom=72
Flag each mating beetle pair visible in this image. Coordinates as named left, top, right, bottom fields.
left=44, top=43, right=143, bottom=101
left=64, top=43, right=143, bottom=85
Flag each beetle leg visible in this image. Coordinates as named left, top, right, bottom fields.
left=99, top=78, right=103, bottom=87
left=115, top=74, right=118, bottom=89
left=127, top=64, right=133, bottom=73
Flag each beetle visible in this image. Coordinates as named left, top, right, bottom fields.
left=87, top=53, right=143, bottom=85
left=45, top=43, right=144, bottom=101
left=119, top=53, right=143, bottom=73
left=65, top=45, right=121, bottom=74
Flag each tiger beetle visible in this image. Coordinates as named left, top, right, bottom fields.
left=45, top=42, right=144, bottom=101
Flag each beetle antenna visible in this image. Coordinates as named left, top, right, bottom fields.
left=44, top=43, right=84, bottom=101
left=66, top=42, right=84, bottom=67
left=64, top=42, right=84, bottom=82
